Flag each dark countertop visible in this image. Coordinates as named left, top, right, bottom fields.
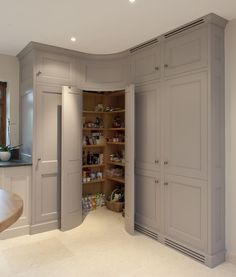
left=0, top=160, right=32, bottom=168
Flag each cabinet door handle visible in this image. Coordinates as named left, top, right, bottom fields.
left=164, top=161, right=168, bottom=165
left=155, top=66, right=159, bottom=71
left=164, top=64, right=169, bottom=68
left=155, top=180, right=159, bottom=184
left=155, top=160, right=159, bottom=164
left=36, top=71, right=42, bottom=77
left=164, top=182, right=168, bottom=186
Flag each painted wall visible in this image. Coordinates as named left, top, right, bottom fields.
left=225, top=18, right=236, bottom=264
left=0, top=54, right=19, bottom=146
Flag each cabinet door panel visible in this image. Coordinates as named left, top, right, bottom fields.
left=131, top=45, right=161, bottom=84
left=61, top=86, right=83, bottom=231
left=164, top=175, right=207, bottom=251
left=35, top=85, right=62, bottom=224
left=36, top=52, right=76, bottom=85
left=125, top=84, right=135, bottom=235
left=135, top=169, right=161, bottom=232
left=135, top=83, right=161, bottom=171
left=163, top=72, right=207, bottom=179
left=164, top=27, right=208, bottom=76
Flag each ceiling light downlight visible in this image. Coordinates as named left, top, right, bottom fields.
left=71, top=37, right=76, bottom=42
left=129, top=0, right=135, bottom=3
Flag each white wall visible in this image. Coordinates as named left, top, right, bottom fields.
left=0, top=54, right=19, bottom=146
left=225, top=18, right=236, bottom=264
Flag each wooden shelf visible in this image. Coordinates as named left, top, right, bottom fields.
left=83, top=179, right=105, bottom=185
left=106, top=110, right=125, bottom=114
left=83, top=128, right=106, bottom=131
left=107, top=161, right=125, bottom=167
left=107, top=142, right=125, bottom=145
left=107, top=128, right=125, bottom=131
left=83, top=111, right=105, bottom=114
left=83, top=109, right=125, bottom=114
left=106, top=176, right=125, bottom=184
left=83, top=145, right=106, bottom=148
left=82, top=164, right=105, bottom=169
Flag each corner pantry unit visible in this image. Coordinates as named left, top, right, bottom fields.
left=17, top=13, right=226, bottom=267
left=61, top=85, right=135, bottom=233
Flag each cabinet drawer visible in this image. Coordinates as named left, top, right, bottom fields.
left=131, top=45, right=161, bottom=84
left=36, top=51, right=76, bottom=85
left=164, top=27, right=208, bottom=76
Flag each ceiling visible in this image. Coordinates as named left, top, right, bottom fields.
left=0, top=0, right=236, bottom=56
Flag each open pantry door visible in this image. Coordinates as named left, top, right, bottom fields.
left=61, top=86, right=83, bottom=231
left=125, top=84, right=135, bottom=234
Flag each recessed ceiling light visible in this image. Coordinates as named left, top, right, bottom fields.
left=71, top=37, right=76, bottom=42
left=129, top=0, right=135, bottom=3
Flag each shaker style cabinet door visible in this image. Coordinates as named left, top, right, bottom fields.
left=163, top=72, right=208, bottom=180
left=135, top=82, right=161, bottom=172
left=36, top=52, right=76, bottom=85
left=164, top=27, right=208, bottom=77
left=125, top=84, right=135, bottom=235
left=35, top=85, right=62, bottom=224
left=135, top=169, right=161, bottom=232
left=164, top=175, right=207, bottom=251
left=61, top=86, right=83, bottom=231
left=131, top=45, right=161, bottom=84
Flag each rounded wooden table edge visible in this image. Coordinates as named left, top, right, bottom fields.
left=0, top=190, right=23, bottom=233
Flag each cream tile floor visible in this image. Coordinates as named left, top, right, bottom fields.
left=0, top=208, right=236, bottom=277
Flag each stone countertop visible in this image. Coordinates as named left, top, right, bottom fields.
left=0, top=160, right=32, bottom=168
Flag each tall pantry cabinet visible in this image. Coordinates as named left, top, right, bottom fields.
left=18, top=13, right=226, bottom=268
left=133, top=15, right=226, bottom=267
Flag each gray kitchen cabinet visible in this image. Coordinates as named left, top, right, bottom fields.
left=34, top=85, right=62, bottom=230
left=135, top=169, right=161, bottom=233
left=36, top=51, right=77, bottom=85
left=79, top=55, right=130, bottom=90
left=17, top=13, right=226, bottom=267
left=131, top=44, right=161, bottom=84
left=163, top=27, right=208, bottom=77
left=163, top=72, right=208, bottom=180
left=164, top=175, right=207, bottom=252
left=0, top=166, right=31, bottom=238
left=135, top=82, right=161, bottom=172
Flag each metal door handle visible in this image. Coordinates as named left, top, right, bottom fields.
left=164, top=161, right=168, bottom=165
left=164, top=182, right=168, bottom=186
left=155, top=160, right=159, bottom=164
left=155, top=66, right=159, bottom=71
left=155, top=180, right=159, bottom=184
left=36, top=71, right=42, bottom=77
left=164, top=64, right=169, bottom=68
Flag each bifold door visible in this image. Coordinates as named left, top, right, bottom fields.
left=61, top=86, right=83, bottom=231
left=61, top=85, right=135, bottom=234
left=125, top=84, right=135, bottom=234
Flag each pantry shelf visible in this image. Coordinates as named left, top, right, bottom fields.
left=83, top=145, right=106, bottom=148
left=107, top=142, right=125, bottom=145
left=82, top=164, right=105, bottom=169
left=83, top=128, right=106, bottom=131
left=106, top=176, right=125, bottom=184
left=107, top=128, right=125, bottom=131
left=107, top=162, right=125, bottom=167
left=83, top=109, right=125, bottom=114
left=83, top=179, right=105, bottom=185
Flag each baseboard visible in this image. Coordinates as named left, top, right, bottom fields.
left=0, top=225, right=30, bottom=239
left=30, top=220, right=59, bottom=235
left=226, top=251, right=236, bottom=265
left=205, top=250, right=226, bottom=268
